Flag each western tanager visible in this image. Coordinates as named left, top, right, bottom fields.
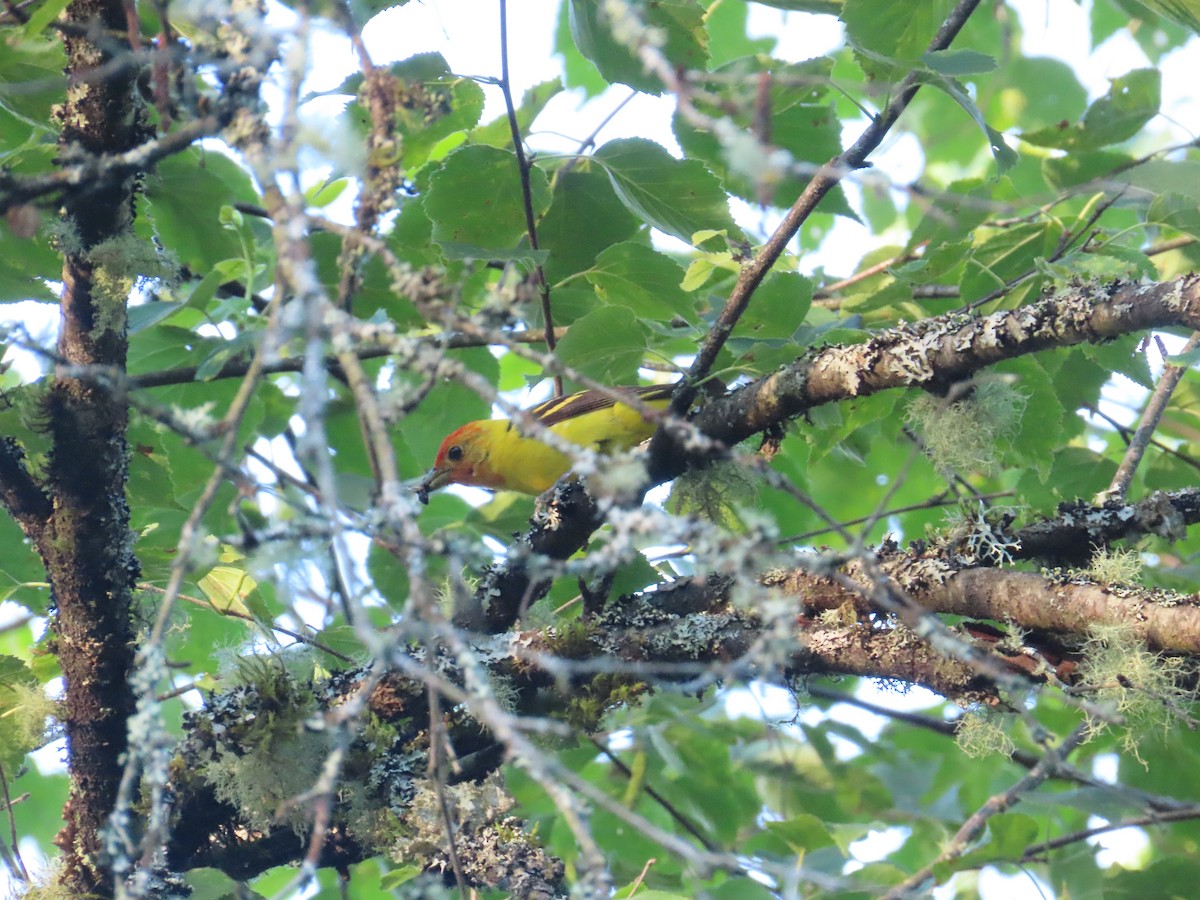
left=418, top=383, right=673, bottom=501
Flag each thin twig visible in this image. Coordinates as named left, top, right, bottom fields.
left=587, top=736, right=720, bottom=853
left=1147, top=235, right=1195, bottom=257
left=1084, top=403, right=1200, bottom=476
left=559, top=88, right=638, bottom=179
left=778, top=491, right=1013, bottom=545
left=428, top=687, right=469, bottom=897
left=812, top=243, right=925, bottom=302
left=498, top=0, right=560, bottom=396
left=127, top=326, right=566, bottom=389
left=279, top=424, right=357, bottom=623
left=804, top=685, right=1081, bottom=779
left=1101, top=331, right=1200, bottom=503
left=962, top=188, right=1126, bottom=313
left=140, top=583, right=356, bottom=663
left=882, top=724, right=1090, bottom=899
left=0, top=758, right=29, bottom=884
left=1021, top=806, right=1200, bottom=861
left=675, top=0, right=985, bottom=413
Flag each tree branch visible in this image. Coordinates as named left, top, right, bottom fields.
left=883, top=725, right=1090, bottom=898
left=678, top=0, right=985, bottom=406
left=1012, top=488, right=1200, bottom=566
left=679, top=276, right=1200, bottom=470
left=1102, top=331, right=1200, bottom=502
left=478, top=275, right=1200, bottom=634
left=774, top=543, right=1200, bottom=653
left=0, top=438, right=51, bottom=541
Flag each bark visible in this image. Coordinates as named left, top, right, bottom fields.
left=774, top=546, right=1200, bottom=654
left=476, top=277, right=1200, bottom=635
left=45, top=0, right=148, bottom=892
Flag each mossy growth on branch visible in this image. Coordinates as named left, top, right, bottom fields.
left=1078, top=623, right=1193, bottom=764
left=906, top=378, right=1026, bottom=477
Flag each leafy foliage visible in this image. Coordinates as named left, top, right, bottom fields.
left=2, top=0, right=1200, bottom=898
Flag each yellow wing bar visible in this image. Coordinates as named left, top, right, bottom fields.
left=528, top=383, right=675, bottom=429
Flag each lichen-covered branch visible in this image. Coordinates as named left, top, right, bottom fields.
left=0, top=114, right=223, bottom=213
left=0, top=438, right=51, bottom=540
left=773, top=546, right=1200, bottom=654
left=163, top=571, right=1012, bottom=887
left=680, top=275, right=1200, bottom=467
left=1011, top=490, right=1200, bottom=566
left=46, top=0, right=150, bottom=891
left=478, top=276, right=1200, bottom=635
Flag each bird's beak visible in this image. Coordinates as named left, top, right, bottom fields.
left=416, top=467, right=450, bottom=505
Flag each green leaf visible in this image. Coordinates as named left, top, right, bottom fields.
left=379, top=865, right=422, bottom=889
left=704, top=879, right=778, bottom=900
left=1021, top=68, right=1160, bottom=150
left=304, top=177, right=349, bottom=209
left=311, top=231, right=422, bottom=325
left=749, top=0, right=840, bottom=10
left=986, top=57, right=1087, bottom=133
left=554, top=306, right=647, bottom=385
left=733, top=272, right=812, bottom=339
left=23, top=0, right=71, bottom=35
left=908, top=178, right=992, bottom=252
left=594, top=138, right=740, bottom=243
left=1127, top=0, right=1200, bottom=33
left=993, top=357, right=1065, bottom=478
left=194, top=331, right=257, bottom=381
left=959, top=221, right=1062, bottom=305
left=128, top=301, right=187, bottom=334
left=608, top=554, right=662, bottom=598
left=555, top=0, right=609, bottom=95
left=765, top=813, right=836, bottom=852
left=0, top=221, right=59, bottom=302
left=1017, top=446, right=1117, bottom=507
left=388, top=195, right=439, bottom=267
left=1042, top=150, right=1133, bottom=192
left=1117, top=158, right=1200, bottom=203
left=842, top=0, right=956, bottom=78
left=585, top=242, right=694, bottom=322
left=1148, top=192, right=1200, bottom=239
left=672, top=57, right=848, bottom=211
left=341, top=54, right=484, bottom=171
left=921, top=48, right=997, bottom=76
left=144, top=151, right=267, bottom=274
left=0, top=37, right=65, bottom=125
left=128, top=325, right=221, bottom=377
left=0, top=654, right=39, bottom=771
left=424, top=145, right=550, bottom=261
left=10, top=766, right=68, bottom=862
left=925, top=73, right=1018, bottom=173
left=936, top=813, right=1041, bottom=876
left=200, top=556, right=269, bottom=627
left=1080, top=68, right=1162, bottom=146
left=1108, top=856, right=1200, bottom=897
left=184, top=868, right=246, bottom=900
left=568, top=0, right=708, bottom=95
left=705, top=0, right=776, bottom=66
left=473, top=78, right=562, bottom=149
left=540, top=167, right=640, bottom=285
left=344, top=0, right=406, bottom=30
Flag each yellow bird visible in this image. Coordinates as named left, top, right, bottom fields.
left=419, top=384, right=674, bottom=501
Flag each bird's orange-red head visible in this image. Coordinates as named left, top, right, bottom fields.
left=418, top=421, right=501, bottom=502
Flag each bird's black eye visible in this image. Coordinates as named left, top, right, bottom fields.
left=447, top=445, right=464, bottom=462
